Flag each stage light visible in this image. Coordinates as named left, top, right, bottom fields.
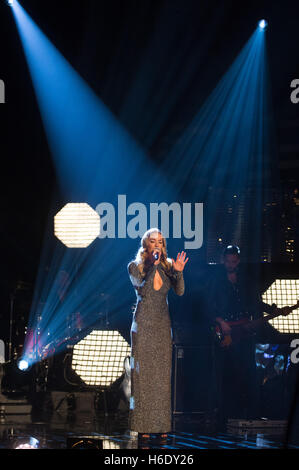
left=262, top=279, right=299, bottom=333
left=1, top=358, right=33, bottom=398
left=17, top=358, right=30, bottom=371
left=71, top=330, right=131, bottom=387
left=103, top=439, right=121, bottom=449
left=14, top=437, right=39, bottom=449
left=7, top=0, right=14, bottom=6
left=54, top=203, right=100, bottom=248
left=258, top=19, right=268, bottom=30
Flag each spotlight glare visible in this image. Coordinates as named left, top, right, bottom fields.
left=17, top=358, right=29, bottom=371
left=7, top=0, right=14, bottom=6
left=258, top=19, right=268, bottom=30
left=14, top=437, right=39, bottom=449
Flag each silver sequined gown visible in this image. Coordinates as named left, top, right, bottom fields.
left=127, top=260, right=185, bottom=434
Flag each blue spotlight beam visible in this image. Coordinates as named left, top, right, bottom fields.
left=160, top=26, right=268, bottom=195
left=10, top=1, right=175, bottom=204
left=11, top=1, right=182, bottom=365
left=156, top=22, right=272, bottom=265
left=11, top=2, right=272, bottom=365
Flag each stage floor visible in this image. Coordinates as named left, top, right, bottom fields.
left=0, top=409, right=298, bottom=450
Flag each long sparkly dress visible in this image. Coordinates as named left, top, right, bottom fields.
left=127, top=260, right=185, bottom=434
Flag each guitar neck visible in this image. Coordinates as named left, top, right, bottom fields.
left=251, top=301, right=299, bottom=329
left=262, top=310, right=281, bottom=323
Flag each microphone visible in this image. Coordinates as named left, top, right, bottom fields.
left=153, top=251, right=160, bottom=261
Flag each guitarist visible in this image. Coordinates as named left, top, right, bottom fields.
left=207, top=245, right=288, bottom=425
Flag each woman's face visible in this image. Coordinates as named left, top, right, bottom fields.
left=146, top=231, right=164, bottom=254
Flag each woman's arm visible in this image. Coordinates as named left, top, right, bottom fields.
left=127, top=261, right=158, bottom=296
left=170, top=267, right=185, bottom=296
left=169, top=251, right=188, bottom=296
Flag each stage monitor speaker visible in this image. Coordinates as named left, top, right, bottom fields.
left=173, top=345, right=216, bottom=414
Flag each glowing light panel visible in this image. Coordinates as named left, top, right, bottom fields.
left=71, top=330, right=131, bottom=387
left=262, top=279, right=299, bottom=333
left=54, top=203, right=100, bottom=248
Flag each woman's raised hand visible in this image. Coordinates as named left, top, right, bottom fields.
left=172, top=251, right=189, bottom=272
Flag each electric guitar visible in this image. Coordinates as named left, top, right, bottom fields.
left=215, top=300, right=299, bottom=348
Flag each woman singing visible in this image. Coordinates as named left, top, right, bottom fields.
left=127, top=228, right=188, bottom=440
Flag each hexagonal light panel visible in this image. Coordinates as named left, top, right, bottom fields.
left=262, top=279, right=299, bottom=333
left=71, top=330, right=131, bottom=387
left=54, top=203, right=100, bottom=248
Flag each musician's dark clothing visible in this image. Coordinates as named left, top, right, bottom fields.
left=206, top=265, right=274, bottom=422
left=207, top=265, right=274, bottom=323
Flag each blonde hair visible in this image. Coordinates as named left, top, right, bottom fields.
left=135, top=228, right=172, bottom=275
